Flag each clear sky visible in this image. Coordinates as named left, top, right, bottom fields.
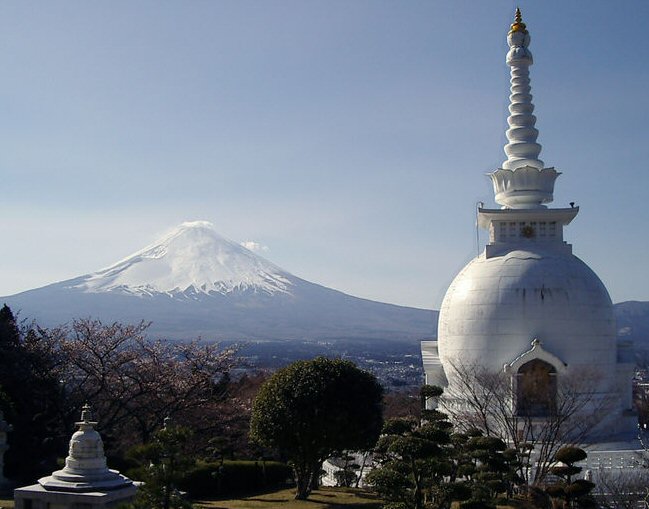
left=1, top=1, right=648, bottom=310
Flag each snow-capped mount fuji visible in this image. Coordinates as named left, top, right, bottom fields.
left=75, top=221, right=292, bottom=297
left=3, top=221, right=436, bottom=342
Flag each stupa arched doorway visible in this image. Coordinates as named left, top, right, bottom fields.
left=515, top=359, right=557, bottom=417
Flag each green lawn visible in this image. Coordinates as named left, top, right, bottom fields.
left=1, top=488, right=382, bottom=509
left=195, top=487, right=382, bottom=509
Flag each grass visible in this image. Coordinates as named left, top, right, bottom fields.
left=1, top=487, right=382, bottom=509
left=195, top=487, right=383, bottom=509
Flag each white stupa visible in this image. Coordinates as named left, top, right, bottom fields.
left=14, top=405, right=136, bottom=509
left=422, top=10, right=636, bottom=440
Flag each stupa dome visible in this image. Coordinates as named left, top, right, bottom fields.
left=437, top=247, right=616, bottom=374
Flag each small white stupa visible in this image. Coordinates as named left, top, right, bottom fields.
left=14, top=404, right=136, bottom=509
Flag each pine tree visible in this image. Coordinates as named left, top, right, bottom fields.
left=545, top=446, right=596, bottom=508
left=123, top=419, right=194, bottom=509
left=367, top=386, right=470, bottom=509
left=0, top=305, right=65, bottom=482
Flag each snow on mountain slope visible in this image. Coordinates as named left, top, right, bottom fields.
left=2, top=222, right=644, bottom=345
left=72, top=221, right=292, bottom=297
left=2, top=221, right=437, bottom=342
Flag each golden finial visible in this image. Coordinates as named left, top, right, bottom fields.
left=509, top=7, right=527, bottom=34
left=515, top=7, right=522, bottom=23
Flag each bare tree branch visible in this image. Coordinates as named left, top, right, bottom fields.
left=442, top=360, right=614, bottom=483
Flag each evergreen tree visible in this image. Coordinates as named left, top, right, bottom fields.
left=250, top=357, right=383, bottom=500
left=122, top=419, right=194, bottom=509
left=459, top=435, right=523, bottom=508
left=0, top=305, right=65, bottom=481
left=545, top=446, right=596, bottom=509
left=333, top=453, right=360, bottom=487
left=0, top=304, right=20, bottom=348
left=367, top=386, right=469, bottom=509
left=368, top=386, right=524, bottom=509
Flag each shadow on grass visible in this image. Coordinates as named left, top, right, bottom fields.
left=351, top=492, right=380, bottom=500
left=245, top=498, right=289, bottom=503
left=198, top=484, right=293, bottom=502
left=327, top=502, right=383, bottom=509
left=195, top=487, right=382, bottom=509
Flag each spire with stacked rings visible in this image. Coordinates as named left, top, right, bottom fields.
left=488, top=9, right=560, bottom=209
left=503, top=7, right=542, bottom=170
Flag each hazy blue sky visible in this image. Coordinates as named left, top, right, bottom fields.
left=1, top=1, right=648, bottom=310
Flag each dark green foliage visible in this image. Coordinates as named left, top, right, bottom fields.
left=420, top=385, right=444, bottom=399
left=177, top=460, right=292, bottom=498
left=334, top=469, right=358, bottom=488
left=367, top=410, right=458, bottom=509
left=545, top=446, right=595, bottom=508
left=453, top=431, right=523, bottom=508
left=420, top=384, right=444, bottom=413
left=122, top=422, right=195, bottom=509
left=0, top=305, right=19, bottom=347
left=368, top=385, right=524, bottom=509
left=249, top=357, right=383, bottom=500
left=565, top=479, right=596, bottom=498
left=333, top=454, right=360, bottom=487
left=555, top=447, right=587, bottom=465
left=545, top=484, right=566, bottom=498
left=0, top=305, right=66, bottom=482
left=527, top=485, right=553, bottom=508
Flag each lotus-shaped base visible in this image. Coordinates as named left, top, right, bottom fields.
left=489, top=165, right=560, bottom=209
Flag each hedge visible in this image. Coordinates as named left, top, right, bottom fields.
left=179, top=460, right=293, bottom=498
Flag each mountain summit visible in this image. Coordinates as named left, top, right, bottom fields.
left=74, top=221, right=291, bottom=297
left=2, top=221, right=436, bottom=342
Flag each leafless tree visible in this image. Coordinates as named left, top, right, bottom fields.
left=442, top=360, right=614, bottom=483
left=32, top=318, right=240, bottom=453
left=594, top=468, right=649, bottom=509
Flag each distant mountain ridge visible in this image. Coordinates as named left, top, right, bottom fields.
left=2, top=221, right=436, bottom=342
left=615, top=301, right=649, bottom=349
left=3, top=221, right=646, bottom=348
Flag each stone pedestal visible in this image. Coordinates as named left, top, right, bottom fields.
left=14, top=405, right=136, bottom=509
left=14, top=482, right=137, bottom=509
